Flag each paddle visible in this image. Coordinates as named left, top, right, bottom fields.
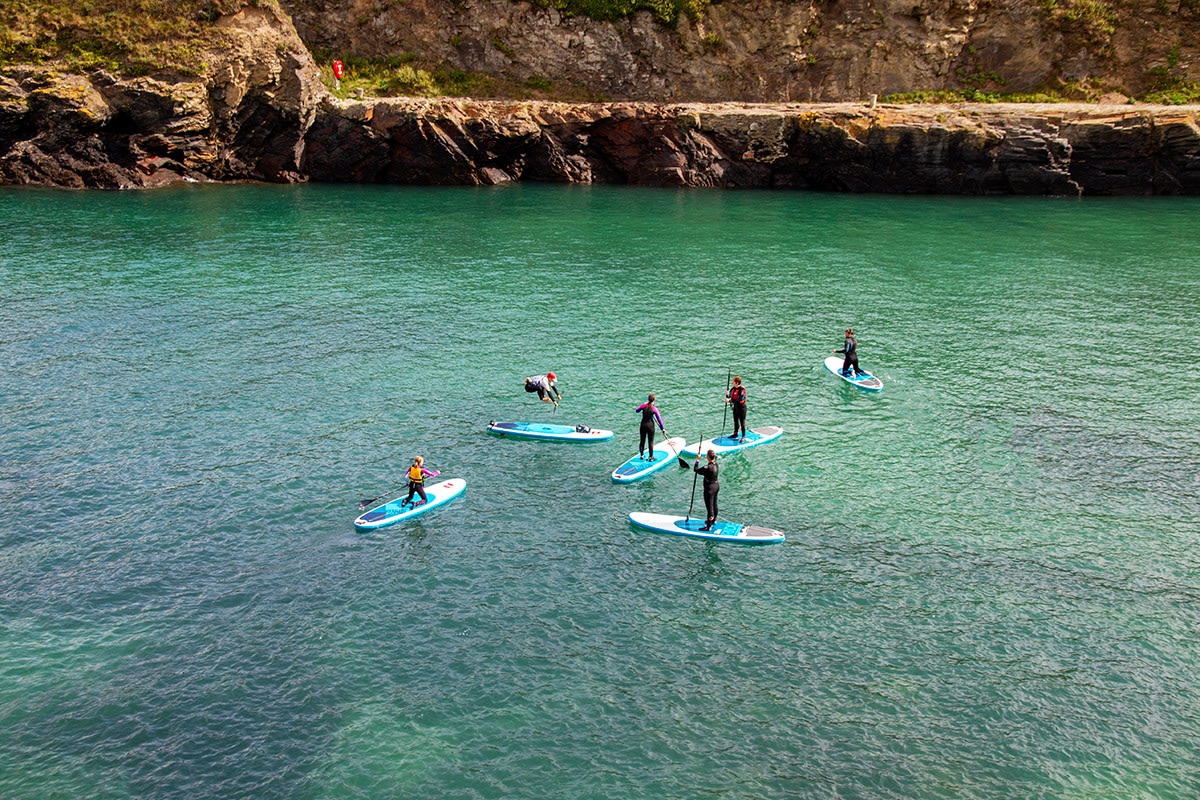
left=358, top=486, right=401, bottom=511
left=721, top=368, right=731, bottom=436
left=358, top=470, right=442, bottom=510
left=686, top=434, right=703, bottom=521
left=657, top=433, right=688, bottom=469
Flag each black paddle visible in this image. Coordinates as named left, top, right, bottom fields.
left=721, top=367, right=731, bottom=436
left=658, top=432, right=688, bottom=469
left=358, top=486, right=401, bottom=511
left=686, top=434, right=703, bottom=521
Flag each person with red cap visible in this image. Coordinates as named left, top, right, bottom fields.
left=524, top=371, right=562, bottom=408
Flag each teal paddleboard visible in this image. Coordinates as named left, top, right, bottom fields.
left=627, top=512, right=785, bottom=545
left=487, top=420, right=614, bottom=442
left=611, top=436, right=686, bottom=483
left=354, top=478, right=467, bottom=530
left=680, top=426, right=783, bottom=459
left=824, top=355, right=883, bottom=391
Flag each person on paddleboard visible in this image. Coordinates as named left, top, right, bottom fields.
left=524, top=372, right=561, bottom=408
left=402, top=455, right=440, bottom=507
left=834, top=328, right=860, bottom=377
left=634, top=393, right=669, bottom=461
left=726, top=375, right=748, bottom=442
left=693, top=449, right=719, bottom=531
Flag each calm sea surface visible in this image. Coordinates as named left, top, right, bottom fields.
left=2, top=184, right=1199, bottom=799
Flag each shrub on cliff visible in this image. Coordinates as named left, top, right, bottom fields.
left=530, top=0, right=708, bottom=24
left=0, top=0, right=277, bottom=77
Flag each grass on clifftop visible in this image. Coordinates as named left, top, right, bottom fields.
left=314, top=51, right=610, bottom=103
left=0, top=0, right=245, bottom=76
left=530, top=0, right=708, bottom=24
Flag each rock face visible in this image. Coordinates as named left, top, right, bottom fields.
left=2, top=2, right=1199, bottom=193
left=283, top=0, right=1200, bottom=103
left=302, top=98, right=1200, bottom=194
left=0, top=4, right=319, bottom=189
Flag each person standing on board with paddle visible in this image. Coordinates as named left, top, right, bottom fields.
left=402, top=455, right=440, bottom=507
left=726, top=375, right=748, bottom=442
left=524, top=371, right=562, bottom=409
left=693, top=449, right=720, bottom=531
left=834, top=328, right=860, bottom=377
left=634, top=393, right=670, bottom=461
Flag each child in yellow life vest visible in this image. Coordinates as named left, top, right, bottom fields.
left=403, top=455, right=440, bottom=507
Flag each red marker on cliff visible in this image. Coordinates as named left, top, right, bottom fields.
left=332, top=59, right=344, bottom=90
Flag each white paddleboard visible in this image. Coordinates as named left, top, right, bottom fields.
left=486, top=420, right=614, bottom=442
left=354, top=478, right=467, bottom=531
left=611, top=436, right=686, bottom=483
left=680, top=426, right=783, bottom=459
left=628, top=512, right=785, bottom=545
left=823, top=355, right=883, bottom=391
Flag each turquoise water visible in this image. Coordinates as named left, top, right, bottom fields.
left=2, top=184, right=1199, bottom=799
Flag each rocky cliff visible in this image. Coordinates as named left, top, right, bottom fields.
left=303, top=97, right=1200, bottom=194
left=283, top=0, right=1200, bottom=104
left=1, top=1, right=1199, bottom=193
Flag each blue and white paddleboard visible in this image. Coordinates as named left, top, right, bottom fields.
left=487, top=420, right=614, bottom=443
left=680, top=426, right=783, bottom=459
left=628, top=512, right=785, bottom=545
left=824, top=355, right=883, bottom=391
left=611, top=436, right=687, bottom=484
left=354, top=478, right=467, bottom=531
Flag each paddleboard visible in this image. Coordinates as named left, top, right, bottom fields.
left=354, top=478, right=467, bottom=531
left=680, top=426, right=783, bottom=458
left=487, top=420, right=614, bottom=442
left=611, top=436, right=687, bottom=484
left=628, top=512, right=785, bottom=545
left=824, top=355, right=883, bottom=391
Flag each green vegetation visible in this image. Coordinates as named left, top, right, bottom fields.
left=882, top=89, right=1059, bottom=104
left=314, top=52, right=607, bottom=102
left=529, top=0, right=708, bottom=25
left=0, top=0, right=238, bottom=76
left=1039, top=0, right=1118, bottom=44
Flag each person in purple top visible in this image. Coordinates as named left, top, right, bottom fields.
left=634, top=393, right=669, bottom=461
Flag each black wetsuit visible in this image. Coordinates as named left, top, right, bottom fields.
left=728, top=384, right=747, bottom=439
left=637, top=402, right=665, bottom=459
left=837, top=335, right=860, bottom=375
left=693, top=459, right=719, bottom=528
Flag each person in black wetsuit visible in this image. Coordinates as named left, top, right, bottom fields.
left=635, top=393, right=669, bottom=461
left=726, top=375, right=748, bottom=441
left=834, top=328, right=860, bottom=376
left=693, top=449, right=719, bottom=531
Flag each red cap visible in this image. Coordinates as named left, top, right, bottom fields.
left=547, top=371, right=556, bottom=380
